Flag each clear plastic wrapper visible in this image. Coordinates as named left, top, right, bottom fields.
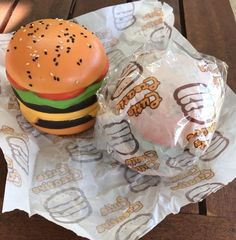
left=0, top=1, right=235, bottom=240
left=95, top=9, right=228, bottom=176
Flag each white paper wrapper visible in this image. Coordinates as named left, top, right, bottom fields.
left=0, top=1, right=236, bottom=240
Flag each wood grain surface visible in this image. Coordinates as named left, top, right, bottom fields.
left=71, top=0, right=127, bottom=17
left=0, top=0, right=18, bottom=33
left=3, top=0, right=74, bottom=33
left=0, top=210, right=235, bottom=240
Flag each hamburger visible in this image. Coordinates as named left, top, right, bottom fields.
left=5, top=18, right=109, bottom=135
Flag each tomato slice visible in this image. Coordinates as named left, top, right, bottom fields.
left=37, top=88, right=85, bottom=100
left=6, top=71, right=27, bottom=90
left=6, top=59, right=109, bottom=100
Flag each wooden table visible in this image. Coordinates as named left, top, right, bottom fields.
left=0, top=0, right=236, bottom=239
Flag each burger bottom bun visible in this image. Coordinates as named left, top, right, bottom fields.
left=32, top=119, right=96, bottom=135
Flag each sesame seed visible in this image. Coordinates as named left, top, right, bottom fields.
left=26, top=62, right=30, bottom=65
left=80, top=32, right=84, bottom=35
left=67, top=39, right=70, bottom=43
left=65, top=28, right=69, bottom=31
left=57, top=54, right=61, bottom=57
left=55, top=49, right=59, bottom=52
left=59, top=40, right=63, bottom=44
left=29, top=26, right=33, bottom=29
left=23, top=29, right=27, bottom=32
left=66, top=50, right=70, bottom=53
left=27, top=46, right=32, bottom=49
left=7, top=49, right=9, bottom=52
left=84, top=35, right=87, bottom=38
left=37, top=63, right=40, bottom=68
left=28, top=75, right=32, bottom=79
left=50, top=72, right=54, bottom=76
left=59, top=23, right=63, bottom=25
left=34, top=50, right=37, bottom=53
left=88, top=44, right=92, bottom=48
left=60, top=46, right=63, bottom=49
left=19, top=38, right=22, bottom=41
left=53, top=76, right=57, bottom=80
left=41, top=34, right=44, bottom=37
left=27, top=71, right=30, bottom=74
left=79, top=59, right=82, bottom=63
left=53, top=58, right=57, bottom=62
left=75, top=80, right=79, bottom=84
left=57, top=35, right=61, bottom=38
left=56, top=77, right=60, bottom=81
left=14, top=46, right=17, bottom=49
left=55, top=62, right=59, bottom=66
left=33, top=40, right=37, bottom=43
left=77, top=62, right=80, bottom=66
left=29, top=84, right=33, bottom=87
left=37, top=39, right=40, bottom=42
left=56, top=45, right=60, bottom=48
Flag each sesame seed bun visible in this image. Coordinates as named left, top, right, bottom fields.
left=5, top=19, right=108, bottom=95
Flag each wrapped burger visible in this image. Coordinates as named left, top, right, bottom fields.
left=95, top=21, right=228, bottom=176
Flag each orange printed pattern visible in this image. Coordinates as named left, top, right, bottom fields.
left=96, top=196, right=143, bottom=233
left=186, top=122, right=216, bottom=150
left=169, top=165, right=215, bottom=191
left=5, top=155, right=22, bottom=187
left=116, top=76, right=160, bottom=111
left=125, top=151, right=159, bottom=172
left=127, top=91, right=162, bottom=117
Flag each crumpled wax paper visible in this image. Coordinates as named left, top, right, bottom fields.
left=0, top=1, right=236, bottom=240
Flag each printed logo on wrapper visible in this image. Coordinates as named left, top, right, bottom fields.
left=103, top=120, right=139, bottom=155
left=115, top=213, right=155, bottom=240
left=200, top=131, right=229, bottom=161
left=185, top=183, right=224, bottom=202
left=32, top=163, right=82, bottom=194
left=174, top=83, right=216, bottom=125
left=8, top=93, right=19, bottom=110
left=107, top=49, right=126, bottom=72
left=5, top=155, right=22, bottom=187
left=95, top=30, right=119, bottom=52
left=6, top=136, right=29, bottom=175
left=124, top=168, right=161, bottom=193
left=166, top=131, right=229, bottom=169
left=65, top=139, right=103, bottom=162
left=96, top=196, right=143, bottom=234
left=112, top=61, right=143, bottom=100
left=44, top=187, right=92, bottom=224
left=186, top=122, right=217, bottom=151
left=112, top=3, right=136, bottom=31
left=124, top=150, right=160, bottom=173
left=149, top=22, right=172, bottom=50
left=169, top=165, right=215, bottom=191
left=166, top=150, right=196, bottom=170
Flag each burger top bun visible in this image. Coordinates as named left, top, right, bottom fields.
left=6, top=19, right=108, bottom=95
